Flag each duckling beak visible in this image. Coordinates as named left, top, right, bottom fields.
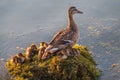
left=77, top=10, right=83, bottom=14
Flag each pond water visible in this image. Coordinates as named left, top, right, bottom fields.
left=0, top=0, right=120, bottom=80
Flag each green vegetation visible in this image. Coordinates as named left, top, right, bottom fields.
left=6, top=44, right=100, bottom=80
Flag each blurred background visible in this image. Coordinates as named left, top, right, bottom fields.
left=0, top=0, right=120, bottom=80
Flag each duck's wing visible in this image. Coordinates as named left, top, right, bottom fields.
left=49, top=29, right=66, bottom=45
left=45, top=40, right=73, bottom=53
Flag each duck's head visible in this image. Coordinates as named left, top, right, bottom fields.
left=68, top=6, right=83, bottom=15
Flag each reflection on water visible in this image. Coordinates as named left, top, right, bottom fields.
left=0, top=0, right=120, bottom=80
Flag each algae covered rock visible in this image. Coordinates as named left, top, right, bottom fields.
left=6, top=44, right=100, bottom=80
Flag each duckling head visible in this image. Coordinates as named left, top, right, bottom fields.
left=17, top=53, right=25, bottom=62
left=40, top=42, right=48, bottom=48
left=68, top=6, right=83, bottom=15
left=17, top=53, right=24, bottom=57
left=30, top=43, right=37, bottom=50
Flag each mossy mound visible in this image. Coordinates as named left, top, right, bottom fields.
left=6, top=44, right=100, bottom=80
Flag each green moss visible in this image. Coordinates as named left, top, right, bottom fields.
left=6, top=44, right=100, bottom=80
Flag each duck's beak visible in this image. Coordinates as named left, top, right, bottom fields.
left=77, top=10, right=83, bottom=14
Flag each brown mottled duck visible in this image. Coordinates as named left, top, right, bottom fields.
left=45, top=6, right=83, bottom=53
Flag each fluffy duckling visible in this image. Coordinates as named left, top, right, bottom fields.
left=17, top=53, right=25, bottom=62
left=60, top=50, right=69, bottom=59
left=41, top=40, right=73, bottom=60
left=41, top=52, right=52, bottom=60
left=30, top=43, right=38, bottom=54
left=10, top=53, right=25, bottom=64
left=38, top=42, right=48, bottom=60
left=59, top=47, right=80, bottom=59
left=10, top=56, right=19, bottom=64
left=45, top=6, right=83, bottom=53
left=25, top=43, right=38, bottom=61
left=39, top=42, right=48, bottom=48
left=68, top=48, right=80, bottom=56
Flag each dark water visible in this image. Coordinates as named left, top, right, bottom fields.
left=0, top=0, right=120, bottom=80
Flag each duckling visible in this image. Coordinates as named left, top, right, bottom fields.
left=39, top=42, right=48, bottom=48
left=17, top=53, right=25, bottom=62
left=30, top=43, right=38, bottom=54
left=58, top=47, right=74, bottom=59
left=45, top=6, right=83, bottom=53
left=60, top=50, right=69, bottom=59
left=41, top=40, right=73, bottom=60
left=41, top=52, right=51, bottom=60
left=25, top=43, right=38, bottom=61
left=68, top=48, right=78, bottom=56
left=10, top=53, right=25, bottom=64
left=10, top=56, right=19, bottom=64
left=59, top=46, right=81, bottom=59
left=38, top=42, right=48, bottom=60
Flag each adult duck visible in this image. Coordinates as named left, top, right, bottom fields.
left=45, top=6, right=83, bottom=53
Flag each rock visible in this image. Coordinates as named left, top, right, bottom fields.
left=6, top=44, right=100, bottom=80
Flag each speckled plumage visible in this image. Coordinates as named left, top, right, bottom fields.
left=45, top=6, right=83, bottom=53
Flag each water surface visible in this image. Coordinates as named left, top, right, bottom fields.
left=0, top=0, right=120, bottom=80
